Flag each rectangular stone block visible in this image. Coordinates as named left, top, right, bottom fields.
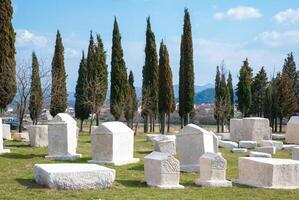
left=286, top=116, right=299, bottom=144
left=34, top=164, right=115, bottom=189
left=238, top=157, right=299, bottom=189
left=28, top=125, right=48, bottom=147
left=2, top=124, right=11, bottom=140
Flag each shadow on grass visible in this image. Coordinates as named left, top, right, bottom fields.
left=128, top=164, right=144, bottom=171
left=117, top=179, right=147, bottom=188
left=137, top=150, right=152, bottom=155
left=5, top=143, right=31, bottom=148
left=16, top=178, right=43, bottom=189
left=0, top=153, right=46, bottom=159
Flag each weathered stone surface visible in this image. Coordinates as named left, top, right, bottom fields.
left=153, top=136, right=176, bottom=155
left=21, top=131, right=30, bottom=142
left=144, top=151, right=184, bottom=189
left=249, top=151, right=272, bottom=158
left=2, top=124, right=11, bottom=140
left=272, top=133, right=285, bottom=140
left=260, top=140, right=283, bottom=150
left=230, top=118, right=271, bottom=143
left=146, top=134, right=162, bottom=142
left=177, top=124, right=218, bottom=172
left=237, top=157, right=299, bottom=189
left=231, top=148, right=247, bottom=153
left=46, top=113, right=81, bottom=160
left=283, top=144, right=299, bottom=151
left=216, top=133, right=230, bottom=140
left=34, top=164, right=115, bottom=189
left=255, top=146, right=276, bottom=155
left=28, top=125, right=48, bottom=147
left=218, top=140, right=238, bottom=150
left=239, top=140, right=257, bottom=149
left=292, top=147, right=299, bottom=160
left=195, top=152, right=232, bottom=187
left=0, top=118, right=10, bottom=154
left=89, top=122, right=139, bottom=166
left=286, top=116, right=299, bottom=144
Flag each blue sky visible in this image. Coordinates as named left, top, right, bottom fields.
left=13, top=0, right=299, bottom=91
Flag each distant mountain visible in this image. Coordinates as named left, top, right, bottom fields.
left=194, top=88, right=215, bottom=104
left=173, top=83, right=214, bottom=98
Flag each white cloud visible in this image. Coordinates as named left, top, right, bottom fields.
left=257, top=30, right=299, bottom=46
left=214, top=6, right=262, bottom=21
left=65, top=48, right=80, bottom=58
left=274, top=8, right=299, bottom=24
left=16, top=29, right=48, bottom=48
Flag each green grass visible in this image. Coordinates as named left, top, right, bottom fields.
left=0, top=133, right=298, bottom=200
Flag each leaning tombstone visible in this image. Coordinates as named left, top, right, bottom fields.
left=2, top=124, right=12, bottom=140
left=176, top=124, right=218, bottom=172
left=286, top=116, right=299, bottom=144
left=0, top=119, right=10, bottom=154
left=195, top=152, right=232, bottom=187
left=45, top=113, right=81, bottom=160
left=89, top=122, right=139, bottom=165
left=144, top=151, right=184, bottom=189
left=28, top=125, right=48, bottom=147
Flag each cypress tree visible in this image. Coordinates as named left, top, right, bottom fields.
left=264, top=82, right=273, bottom=127
left=227, top=72, right=234, bottom=123
left=29, top=52, right=43, bottom=125
left=125, top=71, right=137, bottom=129
left=280, top=73, right=297, bottom=119
left=158, top=41, right=174, bottom=134
left=250, top=67, right=268, bottom=117
left=214, top=66, right=221, bottom=132
left=75, top=52, right=89, bottom=132
left=142, top=17, right=159, bottom=133
left=179, top=8, right=194, bottom=127
left=110, top=17, right=128, bottom=121
left=282, top=53, right=297, bottom=92
left=219, top=67, right=231, bottom=132
left=0, top=0, right=16, bottom=111
left=236, top=58, right=253, bottom=117
left=50, top=30, right=67, bottom=117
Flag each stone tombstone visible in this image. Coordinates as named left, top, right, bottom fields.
left=28, top=125, right=48, bottom=147
left=195, top=152, right=232, bottom=187
left=292, top=147, right=299, bottom=160
left=2, top=124, right=11, bottom=140
left=176, top=124, right=218, bottom=172
left=153, top=135, right=176, bottom=155
left=34, top=163, right=115, bottom=190
left=46, top=113, right=81, bottom=160
left=237, top=157, right=299, bottom=189
left=230, top=117, right=271, bottom=143
left=0, top=118, right=10, bottom=154
left=144, top=151, right=184, bottom=189
left=286, top=116, right=299, bottom=144
left=89, top=121, right=139, bottom=165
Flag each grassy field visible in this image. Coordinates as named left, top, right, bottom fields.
left=0, top=132, right=298, bottom=200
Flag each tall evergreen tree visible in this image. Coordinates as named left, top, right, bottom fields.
left=75, top=52, right=89, bottom=132
left=282, top=53, right=297, bottom=92
left=50, top=30, right=67, bottom=117
left=236, top=58, right=253, bottom=117
left=110, top=17, right=127, bottom=121
left=250, top=67, right=268, bottom=117
left=0, top=0, right=16, bottom=111
left=142, top=17, right=159, bottom=133
left=264, top=82, right=273, bottom=126
left=227, top=72, right=234, bottom=124
left=29, top=52, right=43, bottom=125
left=179, top=8, right=194, bottom=127
left=158, top=41, right=175, bottom=134
left=125, top=71, right=138, bottom=129
left=280, top=73, right=297, bottom=119
left=214, top=66, right=221, bottom=132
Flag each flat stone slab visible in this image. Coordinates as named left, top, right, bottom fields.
left=237, top=157, right=299, bottom=189
left=219, top=140, right=238, bottom=150
left=231, top=148, right=247, bottom=153
left=88, top=158, right=140, bottom=166
left=283, top=144, right=299, bottom=151
left=216, top=133, right=230, bottom=140
left=255, top=146, right=276, bottom=155
left=0, top=149, right=10, bottom=154
left=272, top=133, right=285, bottom=140
left=239, top=141, right=257, bottom=149
left=249, top=151, right=272, bottom=158
left=45, top=154, right=82, bottom=161
left=260, top=140, right=283, bottom=150
left=34, top=164, right=115, bottom=190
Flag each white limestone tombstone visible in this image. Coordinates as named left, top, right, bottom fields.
left=286, top=116, right=299, bottom=144
left=237, top=157, right=299, bottom=189
left=0, top=118, right=10, bottom=154
left=45, top=113, right=81, bottom=160
left=28, top=125, right=48, bottom=147
left=2, top=124, right=12, bottom=140
left=153, top=135, right=176, bottom=155
left=144, top=151, right=184, bottom=189
left=34, top=163, right=115, bottom=189
left=292, top=147, right=299, bottom=160
left=176, top=124, right=218, bottom=172
left=88, top=121, right=139, bottom=165
left=230, top=118, right=271, bottom=143
left=195, top=152, right=232, bottom=187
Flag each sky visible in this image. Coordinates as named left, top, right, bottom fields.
left=13, top=0, right=299, bottom=92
